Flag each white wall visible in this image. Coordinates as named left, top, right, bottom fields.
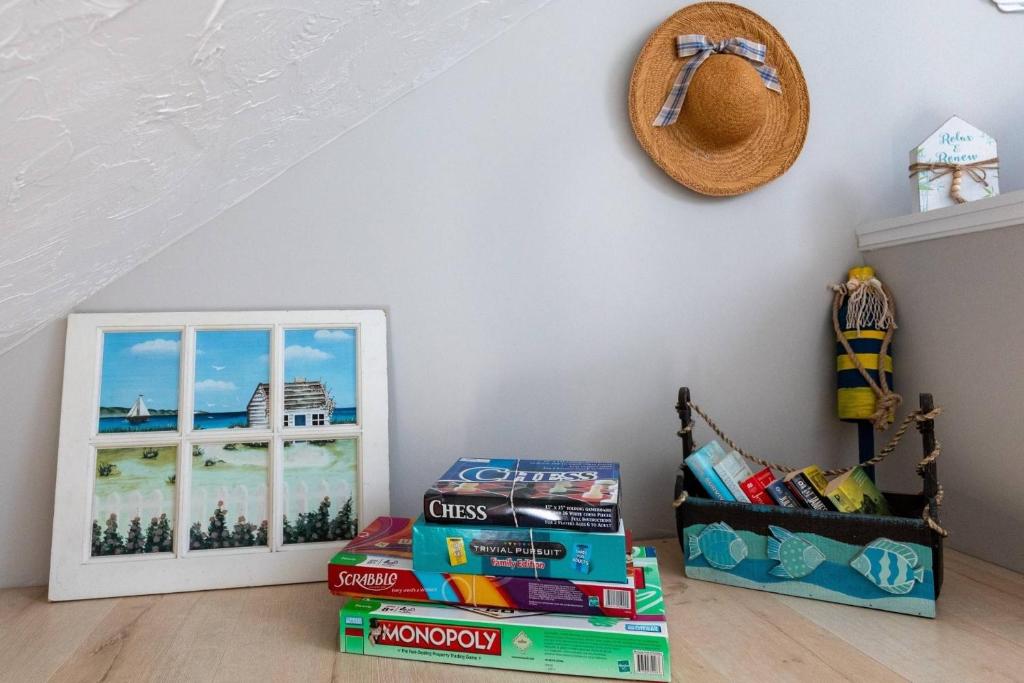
left=4, top=0, right=1024, bottom=587
left=0, top=0, right=549, bottom=355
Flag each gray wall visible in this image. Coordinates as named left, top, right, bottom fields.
left=871, top=227, right=1024, bottom=572
left=4, top=0, right=1024, bottom=587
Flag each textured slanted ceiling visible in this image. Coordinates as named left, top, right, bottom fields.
left=0, top=0, right=550, bottom=354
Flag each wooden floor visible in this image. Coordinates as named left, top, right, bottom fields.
left=2, top=538, right=1023, bottom=682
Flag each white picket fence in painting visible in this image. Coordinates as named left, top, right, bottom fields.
left=93, top=489, right=170, bottom=527
left=190, top=484, right=270, bottom=527
left=94, top=479, right=353, bottom=527
left=281, top=478, right=353, bottom=520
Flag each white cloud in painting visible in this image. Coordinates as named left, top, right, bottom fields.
left=212, top=365, right=226, bottom=371
left=284, top=345, right=333, bottom=361
left=130, top=338, right=180, bottom=356
left=195, top=379, right=237, bottom=392
left=313, top=329, right=352, bottom=342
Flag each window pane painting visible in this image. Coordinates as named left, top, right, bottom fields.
left=98, top=331, right=181, bottom=433
left=52, top=311, right=388, bottom=600
left=282, top=438, right=358, bottom=544
left=193, top=329, right=270, bottom=430
left=92, top=446, right=177, bottom=556
left=190, top=443, right=269, bottom=550
left=282, top=328, right=358, bottom=427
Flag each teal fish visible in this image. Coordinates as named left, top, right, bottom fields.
left=766, top=525, right=826, bottom=579
left=851, top=538, right=925, bottom=595
left=688, top=522, right=748, bottom=570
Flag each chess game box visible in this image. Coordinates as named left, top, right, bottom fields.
left=339, top=548, right=669, bottom=681
left=411, top=515, right=630, bottom=583
left=329, top=516, right=641, bottom=617
left=423, top=458, right=621, bottom=532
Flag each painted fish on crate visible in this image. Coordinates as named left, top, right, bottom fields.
left=851, top=538, right=925, bottom=595
left=767, top=525, right=825, bottom=579
left=687, top=522, right=748, bottom=570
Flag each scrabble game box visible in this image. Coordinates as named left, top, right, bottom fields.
left=339, top=548, right=669, bottom=681
left=423, top=458, right=621, bottom=532
left=329, top=516, right=642, bottom=617
left=412, top=515, right=631, bottom=583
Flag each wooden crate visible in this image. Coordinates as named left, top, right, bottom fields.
left=673, top=388, right=944, bottom=618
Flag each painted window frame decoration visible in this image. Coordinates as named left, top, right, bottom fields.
left=50, top=310, right=389, bottom=601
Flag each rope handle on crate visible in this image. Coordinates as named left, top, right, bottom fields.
left=672, top=402, right=947, bottom=536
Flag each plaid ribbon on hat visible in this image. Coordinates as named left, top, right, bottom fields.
left=653, top=35, right=782, bottom=127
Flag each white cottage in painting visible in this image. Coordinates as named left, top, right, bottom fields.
left=247, top=379, right=335, bottom=428
left=910, top=115, right=998, bottom=212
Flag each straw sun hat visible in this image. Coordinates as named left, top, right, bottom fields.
left=629, top=2, right=809, bottom=195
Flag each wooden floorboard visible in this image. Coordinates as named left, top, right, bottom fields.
left=2, top=540, right=1022, bottom=682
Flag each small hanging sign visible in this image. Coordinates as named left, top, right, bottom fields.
left=908, top=115, right=998, bottom=213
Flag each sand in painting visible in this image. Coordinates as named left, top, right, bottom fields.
left=93, top=446, right=177, bottom=555
left=282, top=438, right=358, bottom=544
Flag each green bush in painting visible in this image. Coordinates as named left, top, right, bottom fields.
left=282, top=515, right=298, bottom=544
left=100, top=513, right=126, bottom=555
left=205, top=500, right=233, bottom=548
left=283, top=496, right=357, bottom=544
left=256, top=520, right=269, bottom=546
left=145, top=514, right=173, bottom=553
left=92, top=513, right=172, bottom=556
left=124, top=516, right=146, bottom=553
left=190, top=502, right=267, bottom=549
left=330, top=497, right=357, bottom=540
left=92, top=521, right=102, bottom=556
left=189, top=522, right=208, bottom=550
left=233, top=517, right=258, bottom=547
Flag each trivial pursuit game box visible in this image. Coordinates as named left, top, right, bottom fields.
left=412, top=515, right=630, bottom=583
left=329, top=516, right=641, bottom=617
left=423, top=458, right=621, bottom=532
left=339, top=548, right=670, bottom=681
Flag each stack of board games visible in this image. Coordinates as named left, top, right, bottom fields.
left=339, top=546, right=669, bottom=681
left=330, top=458, right=671, bottom=681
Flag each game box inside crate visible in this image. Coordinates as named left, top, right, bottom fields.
left=673, top=388, right=945, bottom=618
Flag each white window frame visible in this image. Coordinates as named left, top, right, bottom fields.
left=49, top=310, right=389, bottom=601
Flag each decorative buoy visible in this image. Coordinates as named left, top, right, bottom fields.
left=832, top=266, right=899, bottom=429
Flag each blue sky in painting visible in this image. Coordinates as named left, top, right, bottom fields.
left=99, top=331, right=181, bottom=410
left=284, top=328, right=357, bottom=408
left=194, top=330, right=270, bottom=413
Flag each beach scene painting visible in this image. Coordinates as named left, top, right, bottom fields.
left=193, top=329, right=270, bottom=431
left=282, top=438, right=358, bottom=544
left=282, top=328, right=358, bottom=427
left=189, top=442, right=269, bottom=550
left=92, top=446, right=177, bottom=556
left=98, top=331, right=181, bottom=433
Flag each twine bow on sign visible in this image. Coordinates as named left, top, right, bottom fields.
left=653, top=35, right=782, bottom=127
left=909, top=158, right=999, bottom=204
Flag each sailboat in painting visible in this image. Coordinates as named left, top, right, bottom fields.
left=126, top=394, right=150, bottom=425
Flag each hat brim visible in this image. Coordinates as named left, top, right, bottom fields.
left=629, top=2, right=810, bottom=196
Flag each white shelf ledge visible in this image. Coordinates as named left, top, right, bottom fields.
left=856, top=189, right=1024, bottom=251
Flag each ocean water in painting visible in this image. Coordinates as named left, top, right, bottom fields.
left=193, top=329, right=270, bottom=431
left=170, top=407, right=356, bottom=432
left=189, top=443, right=269, bottom=549
left=283, top=328, right=358, bottom=427
left=92, top=446, right=177, bottom=556
left=98, top=331, right=181, bottom=433
left=282, top=438, right=358, bottom=544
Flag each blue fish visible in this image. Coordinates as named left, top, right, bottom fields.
left=851, top=538, right=925, bottom=595
left=688, top=522, right=748, bottom=570
left=766, top=525, right=826, bottom=579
